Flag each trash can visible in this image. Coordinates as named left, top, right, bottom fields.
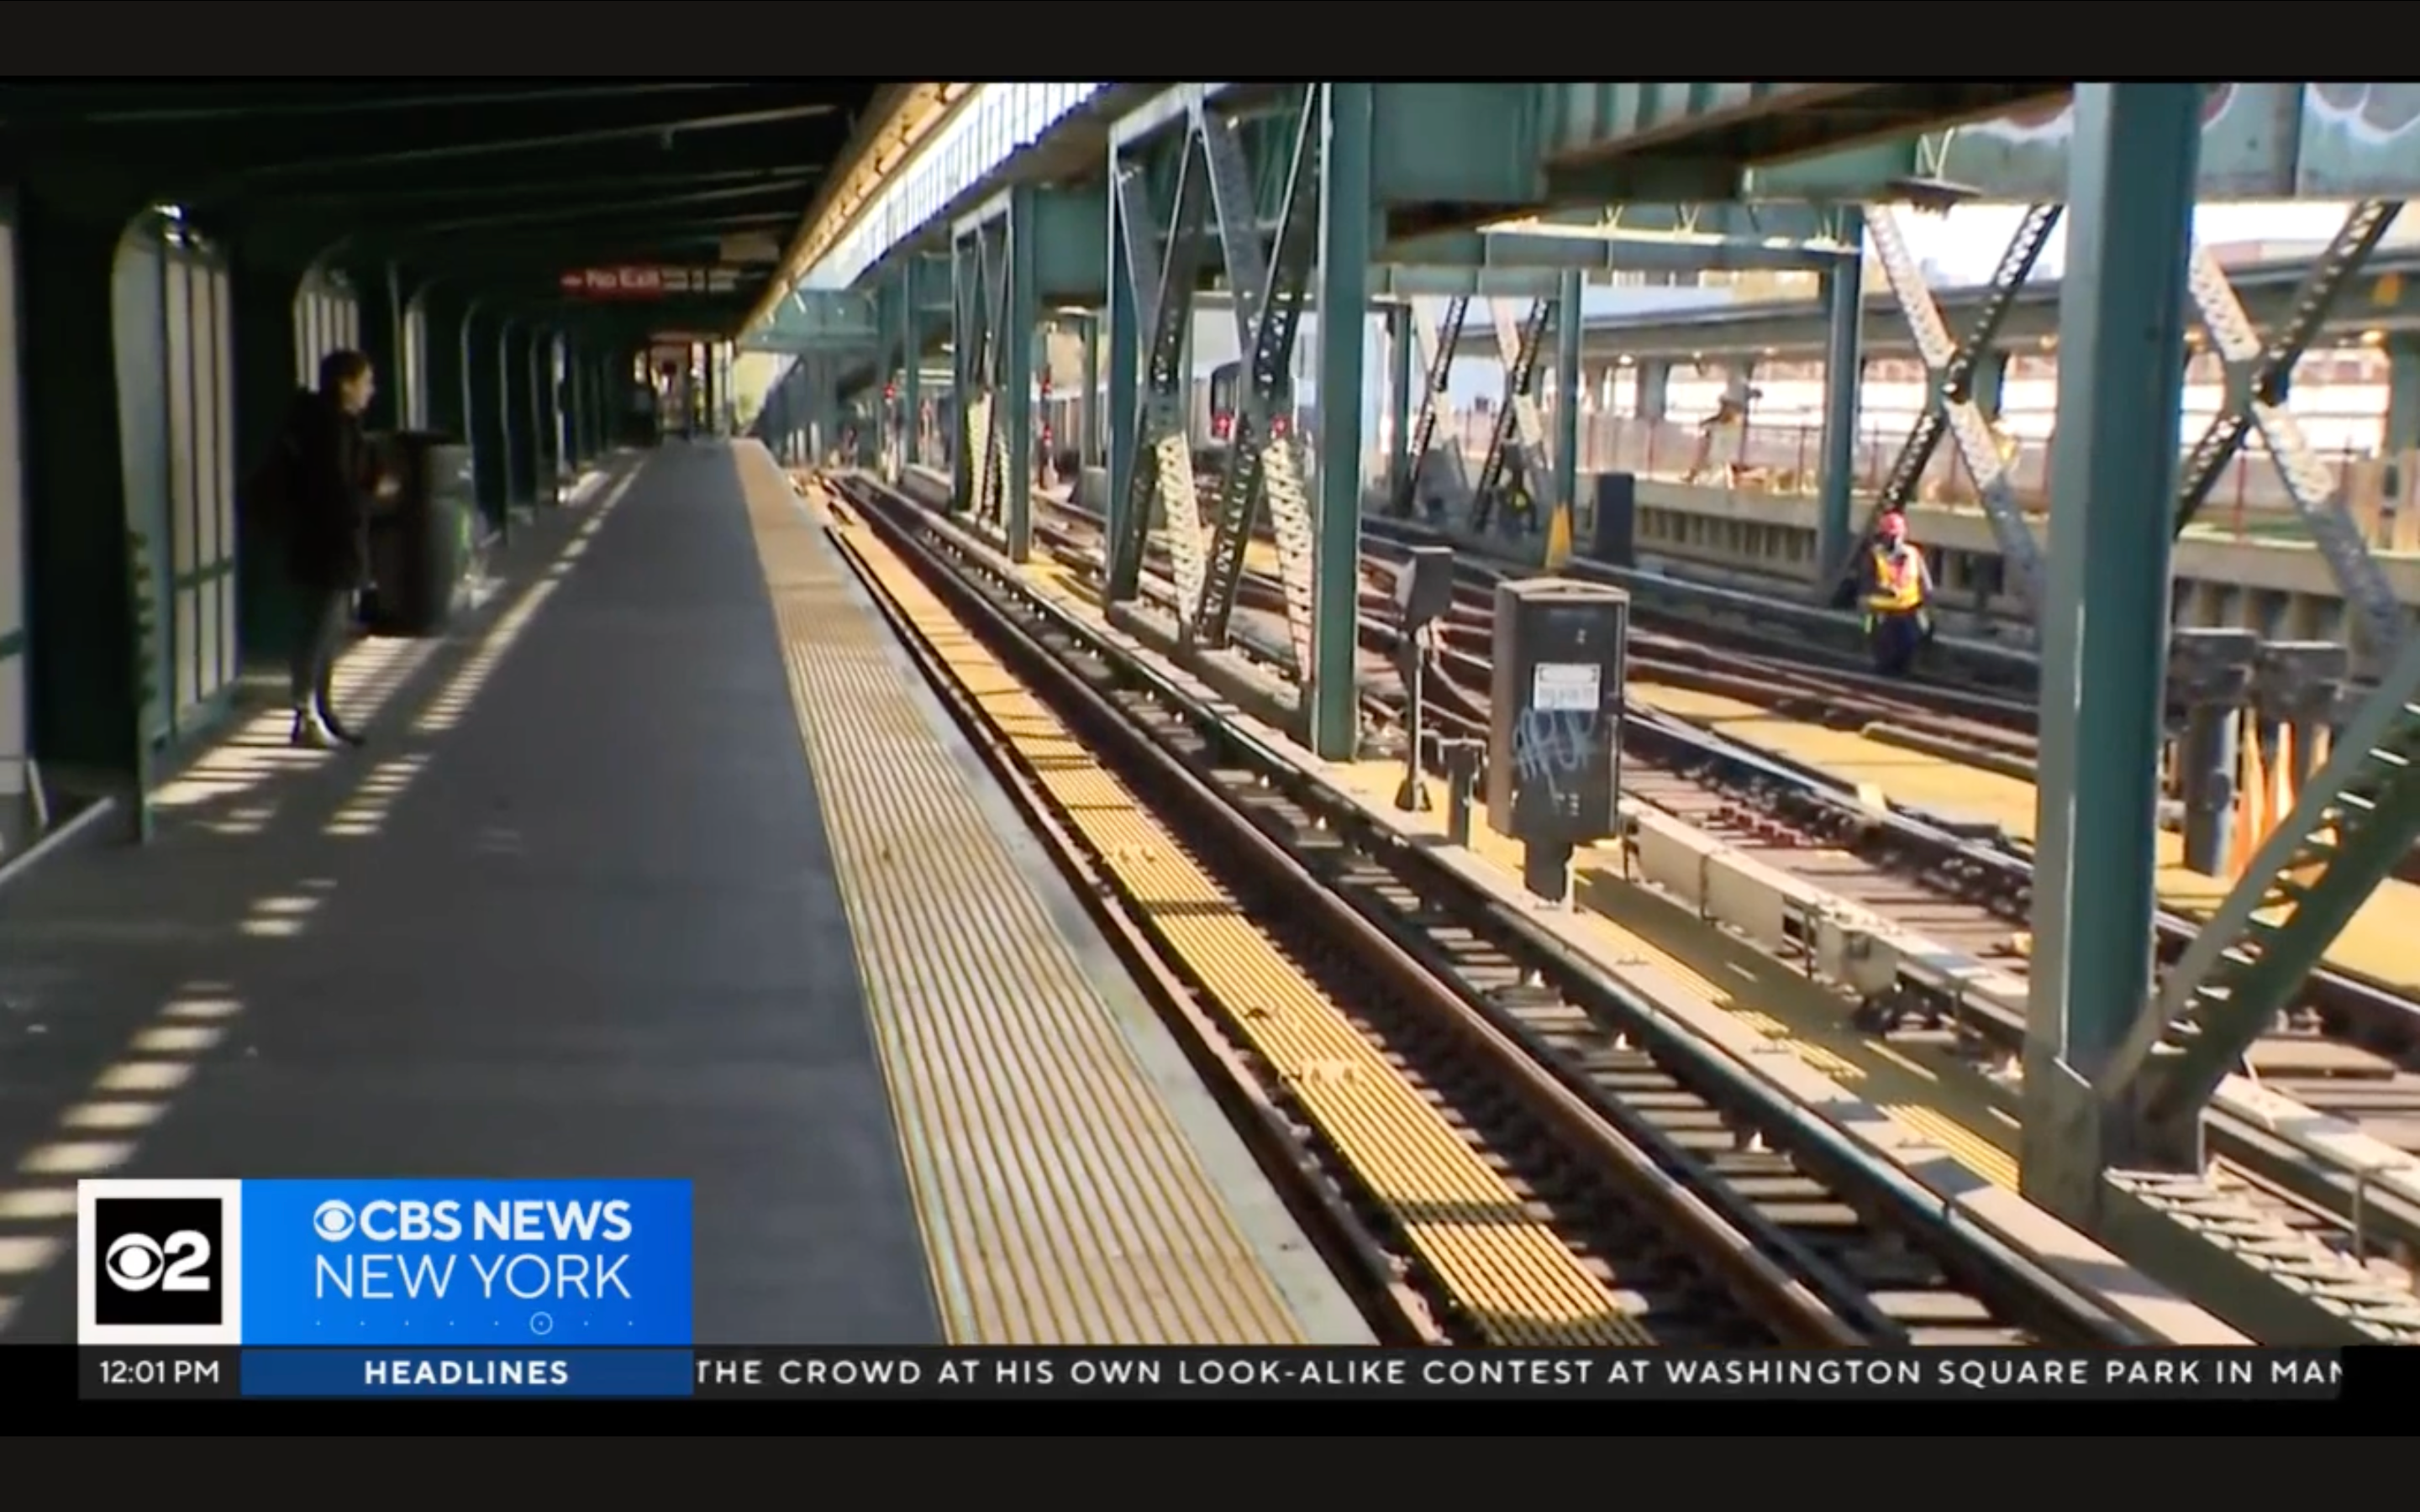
left=363, top=431, right=476, bottom=637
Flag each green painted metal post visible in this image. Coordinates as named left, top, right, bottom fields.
left=2386, top=333, right=2420, bottom=454
left=342, top=260, right=402, bottom=432
left=419, top=286, right=467, bottom=438
left=386, top=262, right=408, bottom=424
left=949, top=241, right=975, bottom=509
left=1104, top=180, right=1141, bottom=601
left=1076, top=311, right=1101, bottom=469
left=525, top=330, right=552, bottom=501
left=1309, top=82, right=1372, bottom=762
left=499, top=320, right=534, bottom=511
left=569, top=340, right=592, bottom=465
left=463, top=303, right=508, bottom=537
left=1386, top=302, right=1413, bottom=501
left=1554, top=269, right=1584, bottom=513
left=17, top=192, right=150, bottom=836
left=1003, top=187, right=1037, bottom=562
left=2021, top=83, right=2203, bottom=1219
left=901, top=259, right=924, bottom=469
left=1815, top=213, right=1865, bottom=581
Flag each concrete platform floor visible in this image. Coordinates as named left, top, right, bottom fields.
left=0, top=448, right=939, bottom=1344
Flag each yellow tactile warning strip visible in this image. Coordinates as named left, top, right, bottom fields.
left=1018, top=540, right=2034, bottom=1200
left=845, top=510, right=1651, bottom=1347
left=1633, top=679, right=2420, bottom=998
left=742, top=477, right=1316, bottom=1347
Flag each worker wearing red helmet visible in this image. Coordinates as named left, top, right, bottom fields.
left=1861, top=510, right=1934, bottom=676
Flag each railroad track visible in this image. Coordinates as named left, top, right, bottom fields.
left=1017, top=490, right=2420, bottom=1275
left=828, top=470, right=2144, bottom=1351
left=1029, top=496, right=2033, bottom=766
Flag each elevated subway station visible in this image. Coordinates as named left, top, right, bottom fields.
left=0, top=81, right=2415, bottom=1353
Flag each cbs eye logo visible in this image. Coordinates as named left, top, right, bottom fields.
left=91, top=1197, right=223, bottom=1326
left=313, top=1200, right=357, bottom=1241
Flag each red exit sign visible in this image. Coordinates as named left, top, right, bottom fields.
left=560, top=266, right=666, bottom=298
left=559, top=266, right=744, bottom=299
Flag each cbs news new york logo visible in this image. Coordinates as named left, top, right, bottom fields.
left=78, top=1179, right=245, bottom=1346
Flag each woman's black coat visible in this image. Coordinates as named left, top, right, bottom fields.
left=278, top=391, right=375, bottom=592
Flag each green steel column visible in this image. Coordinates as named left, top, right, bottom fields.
left=1386, top=302, right=1413, bottom=501
left=566, top=340, right=591, bottom=465
left=950, top=242, right=976, bottom=509
left=386, top=263, right=409, bottom=423
left=1554, top=270, right=1584, bottom=512
left=342, top=260, right=402, bottom=432
left=525, top=330, right=553, bottom=501
left=1309, top=82, right=1373, bottom=762
left=463, top=305, right=508, bottom=534
left=1003, top=188, right=1038, bottom=561
left=2386, top=333, right=2420, bottom=454
left=1815, top=215, right=1865, bottom=580
left=17, top=189, right=149, bottom=834
left=500, top=320, right=537, bottom=508
left=1076, top=311, right=1101, bottom=470
left=2021, top=83, right=2203, bottom=1216
left=585, top=344, right=606, bottom=460
left=902, top=259, right=925, bottom=469
left=229, top=252, right=309, bottom=671
left=419, top=286, right=468, bottom=438
left=1104, top=182, right=1141, bottom=600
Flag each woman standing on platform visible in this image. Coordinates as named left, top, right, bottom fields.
left=272, top=349, right=396, bottom=749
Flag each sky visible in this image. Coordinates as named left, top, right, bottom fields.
left=1898, top=201, right=2366, bottom=283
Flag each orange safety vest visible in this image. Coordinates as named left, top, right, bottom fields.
left=1866, top=545, right=1925, bottom=614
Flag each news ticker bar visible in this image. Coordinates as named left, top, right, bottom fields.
left=76, top=1346, right=2354, bottom=1402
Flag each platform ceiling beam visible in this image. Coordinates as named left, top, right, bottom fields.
left=1762, top=84, right=2420, bottom=202
left=953, top=184, right=1110, bottom=307
left=1381, top=227, right=1847, bottom=275
left=1576, top=249, right=2420, bottom=363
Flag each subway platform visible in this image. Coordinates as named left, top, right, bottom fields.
left=0, top=442, right=1366, bottom=1347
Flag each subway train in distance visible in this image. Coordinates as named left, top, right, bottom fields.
left=1006, top=357, right=1311, bottom=480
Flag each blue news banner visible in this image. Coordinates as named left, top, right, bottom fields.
left=73, top=1178, right=2354, bottom=1402
left=79, top=1178, right=696, bottom=1398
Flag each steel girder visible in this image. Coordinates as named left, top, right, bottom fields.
left=1107, top=126, right=1215, bottom=607
left=2175, top=200, right=2408, bottom=663
left=951, top=210, right=1022, bottom=538
left=2100, top=629, right=2420, bottom=1169
left=1192, top=87, right=1322, bottom=668
left=1390, top=297, right=1473, bottom=519
left=1847, top=203, right=2059, bottom=614
left=1465, top=298, right=1559, bottom=538
left=1381, top=227, right=1845, bottom=277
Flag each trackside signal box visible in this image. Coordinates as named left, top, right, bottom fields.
left=1486, top=577, right=1630, bottom=900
